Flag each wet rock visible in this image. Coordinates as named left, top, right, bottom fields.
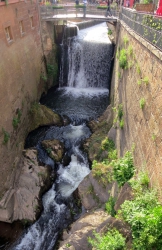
left=62, top=115, right=71, bottom=126
left=62, top=153, right=71, bottom=166
left=0, top=149, right=51, bottom=223
left=29, top=104, right=63, bottom=131
left=41, top=139, right=64, bottom=162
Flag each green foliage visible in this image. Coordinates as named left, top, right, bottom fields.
left=138, top=77, right=149, bottom=86
left=12, top=109, right=22, bottom=129
left=118, top=72, right=121, bottom=79
left=101, top=138, right=115, bottom=151
left=123, top=36, right=129, bottom=46
left=151, top=133, right=156, bottom=141
left=108, top=29, right=112, bottom=35
left=46, top=147, right=52, bottom=155
left=88, top=229, right=126, bottom=250
left=142, top=76, right=149, bottom=84
left=136, top=64, right=141, bottom=75
left=117, top=170, right=162, bottom=250
left=118, top=104, right=123, bottom=121
left=108, top=149, right=117, bottom=161
left=65, top=243, right=71, bottom=248
left=128, top=171, right=150, bottom=195
left=30, top=102, right=40, bottom=114
left=143, top=0, right=153, bottom=4
left=41, top=74, right=47, bottom=82
left=119, top=49, right=128, bottom=69
left=47, top=64, right=54, bottom=77
left=2, top=128, right=10, bottom=145
left=139, top=98, right=146, bottom=109
left=119, top=189, right=162, bottom=250
left=142, top=15, right=162, bottom=31
left=113, top=104, right=124, bottom=129
left=119, top=118, right=124, bottom=129
left=127, top=45, right=133, bottom=56
left=92, top=160, right=113, bottom=187
left=105, top=196, right=116, bottom=217
left=111, top=151, right=135, bottom=187
left=52, top=5, right=63, bottom=9
left=97, top=5, right=107, bottom=9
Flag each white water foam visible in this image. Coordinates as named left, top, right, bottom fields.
left=57, top=155, right=90, bottom=197
left=59, top=87, right=109, bottom=97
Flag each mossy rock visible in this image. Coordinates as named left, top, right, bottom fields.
left=84, top=104, right=113, bottom=162
left=29, top=104, right=63, bottom=132
left=41, top=139, right=64, bottom=162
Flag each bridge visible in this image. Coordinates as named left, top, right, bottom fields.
left=40, top=5, right=119, bottom=22
left=40, top=5, right=162, bottom=51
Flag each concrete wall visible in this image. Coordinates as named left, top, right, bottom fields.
left=112, top=21, right=162, bottom=194
left=0, top=0, right=46, bottom=199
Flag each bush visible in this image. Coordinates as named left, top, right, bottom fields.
left=2, top=128, right=10, bottom=145
left=88, top=229, right=126, bottom=250
left=119, top=49, right=128, bottom=69
left=92, top=160, right=113, bottom=187
left=52, top=6, right=63, bottom=9
left=120, top=189, right=162, bottom=250
left=111, top=151, right=134, bottom=187
left=105, top=196, right=116, bottom=216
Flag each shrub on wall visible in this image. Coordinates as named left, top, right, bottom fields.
left=119, top=49, right=128, bottom=69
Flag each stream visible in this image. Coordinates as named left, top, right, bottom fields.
left=10, top=22, right=113, bottom=250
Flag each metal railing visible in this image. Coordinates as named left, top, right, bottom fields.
left=120, top=7, right=162, bottom=51
left=40, top=5, right=119, bottom=19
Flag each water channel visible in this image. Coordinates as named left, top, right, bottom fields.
left=10, top=22, right=113, bottom=250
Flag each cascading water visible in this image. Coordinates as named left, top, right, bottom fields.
left=10, top=22, right=113, bottom=250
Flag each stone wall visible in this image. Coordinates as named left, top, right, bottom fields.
left=112, top=22, right=162, bottom=194
left=0, top=1, right=47, bottom=200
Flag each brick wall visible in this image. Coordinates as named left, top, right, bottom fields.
left=112, top=22, right=162, bottom=194
left=0, top=1, right=46, bottom=197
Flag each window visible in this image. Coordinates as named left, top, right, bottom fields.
left=30, top=16, right=34, bottom=28
left=19, top=21, right=25, bottom=35
left=5, top=26, right=13, bottom=42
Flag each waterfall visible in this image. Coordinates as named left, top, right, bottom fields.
left=59, top=22, right=113, bottom=88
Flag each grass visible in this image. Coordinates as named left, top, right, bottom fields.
left=105, top=196, right=116, bottom=216
left=30, top=102, right=40, bottom=114
left=119, top=118, right=124, bottom=129
left=112, top=104, right=124, bottom=129
left=127, top=45, right=133, bottom=56
left=139, top=98, right=146, bottom=109
left=119, top=49, right=128, bottom=69
left=92, top=160, right=113, bottom=187
left=136, top=64, right=141, bottom=75
left=12, top=109, right=22, bottom=129
left=2, top=128, right=10, bottom=145
left=108, top=29, right=112, bottom=35
left=123, top=36, right=129, bottom=46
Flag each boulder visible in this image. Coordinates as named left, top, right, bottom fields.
left=0, top=149, right=51, bottom=222
left=58, top=209, right=112, bottom=250
left=84, top=104, right=113, bottom=162
left=41, top=139, right=64, bottom=162
left=78, top=172, right=117, bottom=210
left=29, top=104, right=63, bottom=132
